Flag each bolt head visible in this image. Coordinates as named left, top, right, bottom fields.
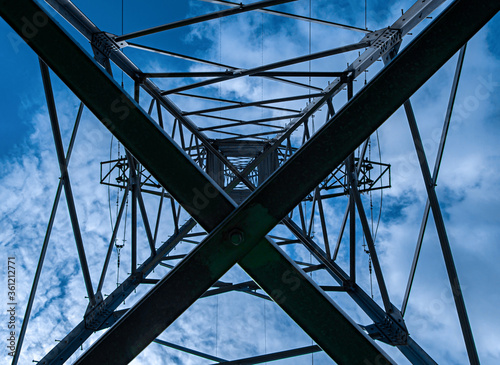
left=229, top=229, right=244, bottom=246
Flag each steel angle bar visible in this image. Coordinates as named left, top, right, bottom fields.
left=3, top=0, right=497, bottom=364
left=153, top=339, right=227, bottom=362
left=148, top=71, right=348, bottom=78
left=315, top=188, right=331, bottom=258
left=350, top=177, right=392, bottom=312
left=333, top=139, right=370, bottom=261
left=2, top=2, right=392, bottom=364
left=198, top=114, right=302, bottom=131
left=198, top=0, right=371, bottom=33
left=217, top=345, right=321, bottom=364
left=201, top=280, right=271, bottom=300
left=130, top=158, right=138, bottom=272
left=180, top=93, right=315, bottom=115
left=96, top=183, right=130, bottom=293
left=129, top=157, right=157, bottom=256
left=401, top=44, right=467, bottom=316
left=127, top=41, right=238, bottom=69
left=40, top=60, right=96, bottom=305
left=144, top=71, right=235, bottom=78
left=11, top=101, right=84, bottom=365
left=43, top=0, right=270, bottom=196
left=229, top=0, right=447, bottom=187
left=251, top=71, right=349, bottom=77
left=115, top=0, right=297, bottom=42
left=162, top=41, right=369, bottom=95
left=73, top=0, right=498, bottom=363
left=404, top=100, right=479, bottom=364
left=128, top=42, right=322, bottom=92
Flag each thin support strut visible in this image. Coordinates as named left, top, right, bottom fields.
left=115, top=0, right=296, bottom=42
left=162, top=41, right=369, bottom=95
left=401, top=44, right=467, bottom=316
left=40, top=60, right=96, bottom=306
left=198, top=0, right=371, bottom=33
left=2, top=0, right=496, bottom=363
left=404, top=99, right=479, bottom=364
left=96, top=183, right=131, bottom=293
left=11, top=101, right=84, bottom=365
left=70, top=0, right=497, bottom=362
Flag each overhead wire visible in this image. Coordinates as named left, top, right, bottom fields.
left=373, top=130, right=383, bottom=243
left=115, top=0, right=126, bottom=288
left=108, top=137, right=114, bottom=232
left=363, top=0, right=376, bottom=299
left=309, top=2, right=315, bottom=364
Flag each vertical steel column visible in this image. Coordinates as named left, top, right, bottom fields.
left=348, top=159, right=356, bottom=283
left=129, top=156, right=138, bottom=273
left=40, top=60, right=96, bottom=306
left=347, top=79, right=356, bottom=283
left=404, top=99, right=479, bottom=364
left=335, top=137, right=370, bottom=263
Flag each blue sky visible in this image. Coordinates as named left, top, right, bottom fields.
left=0, top=0, right=499, bottom=364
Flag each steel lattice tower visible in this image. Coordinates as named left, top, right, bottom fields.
left=1, top=0, right=498, bottom=364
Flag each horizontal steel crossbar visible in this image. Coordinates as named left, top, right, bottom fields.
left=0, top=1, right=393, bottom=364
left=1, top=0, right=497, bottom=364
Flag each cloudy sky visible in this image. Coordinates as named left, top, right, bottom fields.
left=0, top=0, right=499, bottom=364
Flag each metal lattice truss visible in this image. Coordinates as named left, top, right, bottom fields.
left=1, top=0, right=498, bottom=364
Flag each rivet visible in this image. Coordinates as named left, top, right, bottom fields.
left=229, top=229, right=244, bottom=246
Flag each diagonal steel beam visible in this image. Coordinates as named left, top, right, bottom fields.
left=153, top=339, right=227, bottom=362
left=0, top=1, right=393, bottom=364
left=11, top=101, right=84, bottom=365
left=401, top=44, right=467, bottom=316
left=68, top=1, right=497, bottom=363
left=198, top=0, right=371, bottom=33
left=40, top=60, right=96, bottom=305
left=115, top=0, right=296, bottom=42
left=404, top=99, right=479, bottom=363
left=81, top=0, right=496, bottom=363
left=217, top=344, right=322, bottom=364
left=161, top=41, right=369, bottom=95
left=2, top=0, right=497, bottom=364
left=223, top=0, right=446, bottom=190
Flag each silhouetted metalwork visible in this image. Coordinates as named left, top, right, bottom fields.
left=1, top=0, right=497, bottom=364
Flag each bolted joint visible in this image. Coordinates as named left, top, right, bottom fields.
left=229, top=228, right=244, bottom=246
left=363, top=314, right=408, bottom=346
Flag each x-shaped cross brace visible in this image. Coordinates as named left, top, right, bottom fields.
left=1, top=0, right=498, bottom=364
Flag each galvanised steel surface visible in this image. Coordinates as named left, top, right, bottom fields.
left=0, top=0, right=498, bottom=362
left=0, top=1, right=394, bottom=364
left=114, top=0, right=297, bottom=42
left=75, top=0, right=498, bottom=361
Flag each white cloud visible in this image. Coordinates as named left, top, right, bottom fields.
left=1, top=1, right=499, bottom=365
